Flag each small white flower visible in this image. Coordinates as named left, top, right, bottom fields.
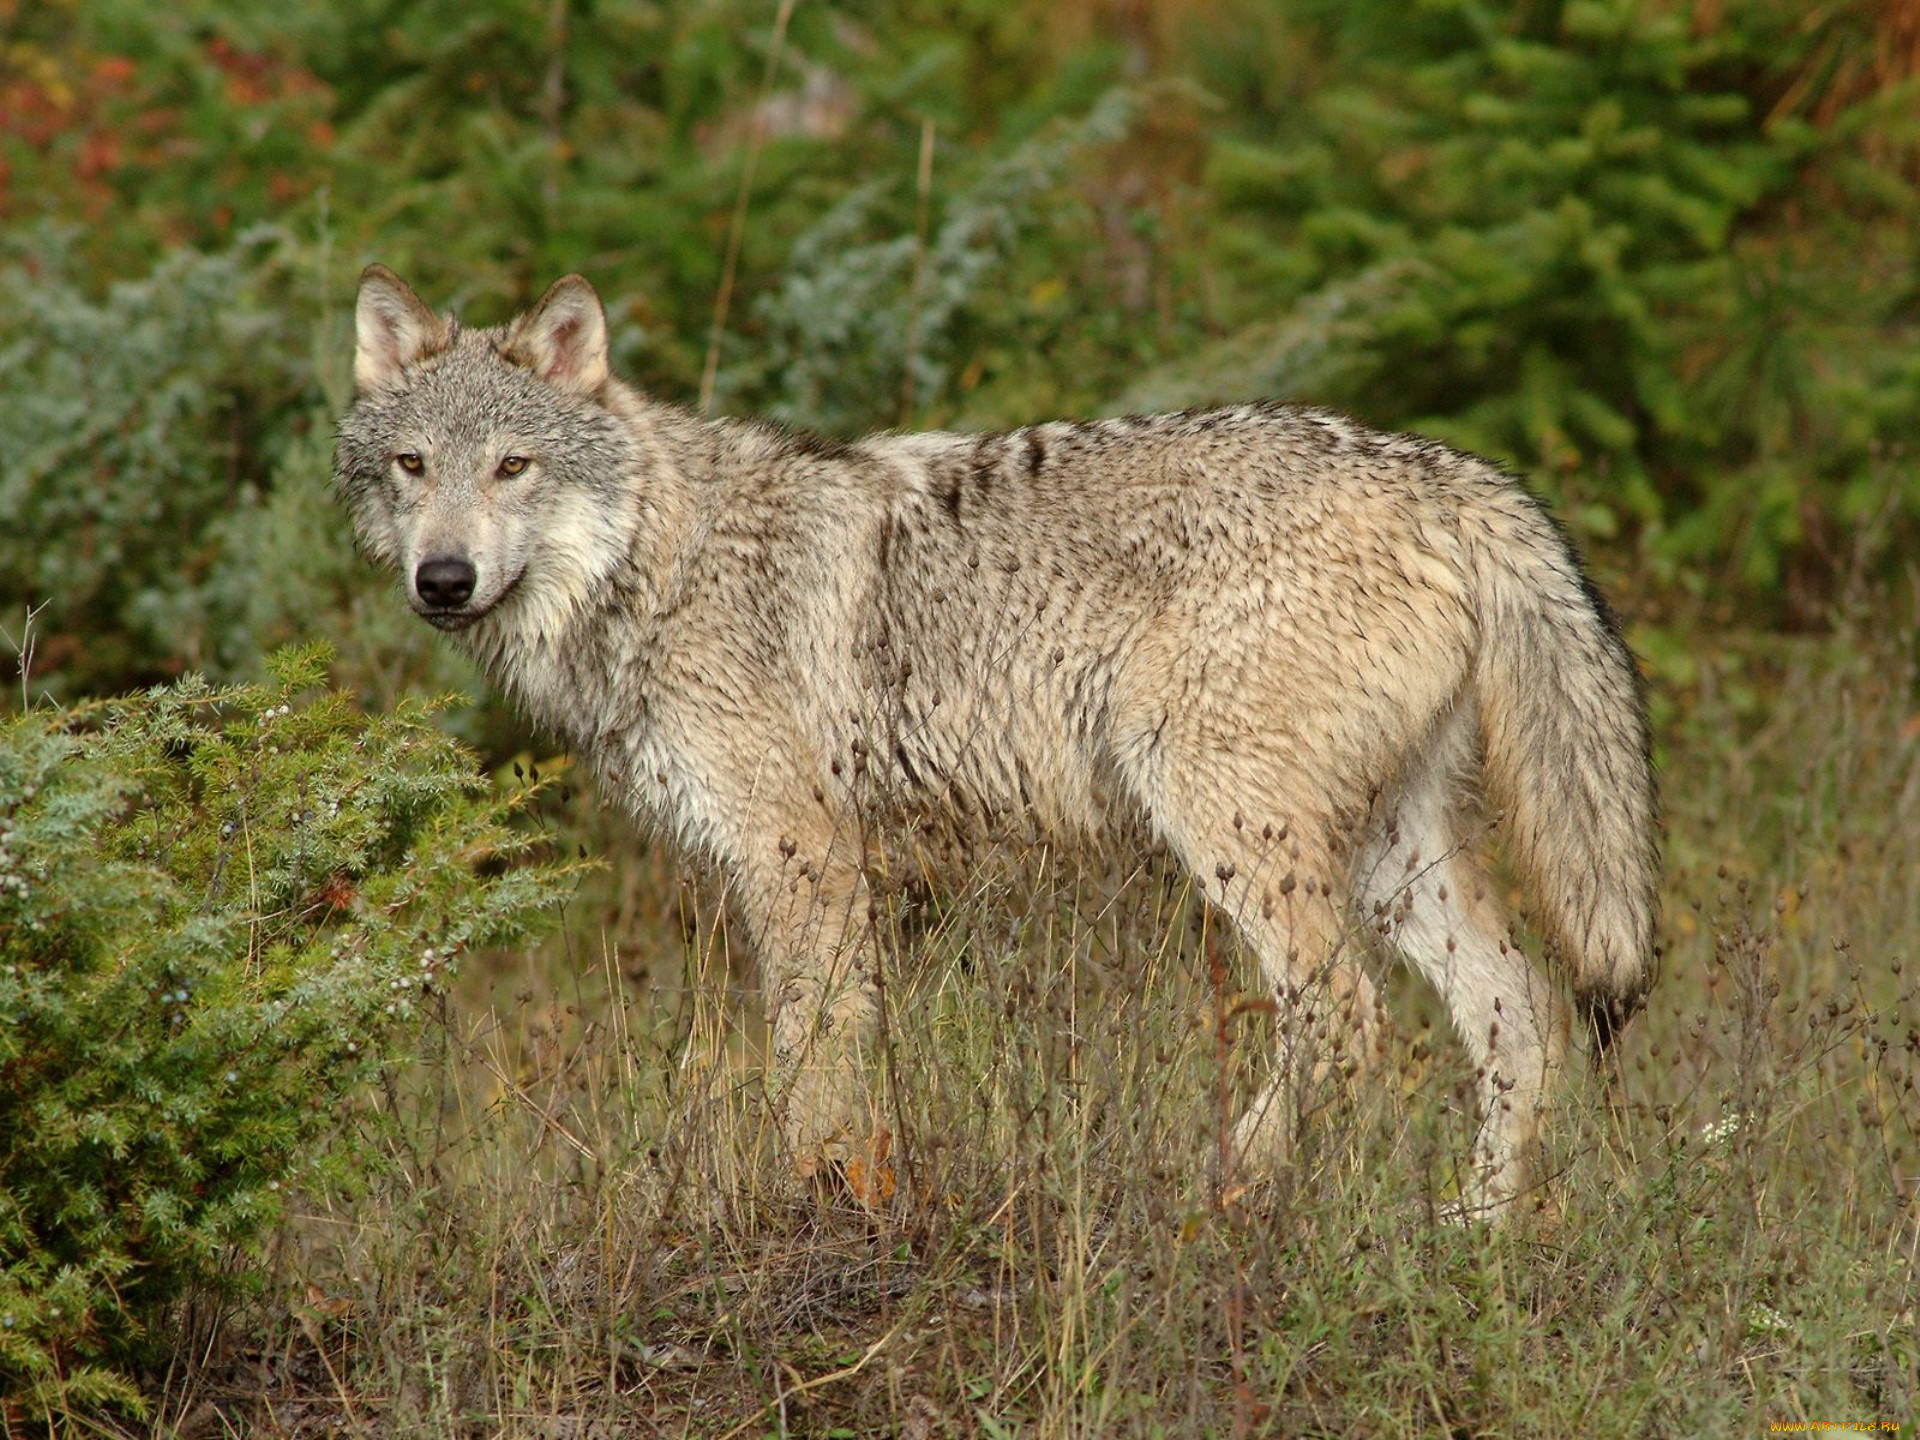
left=1702, top=1112, right=1746, bottom=1147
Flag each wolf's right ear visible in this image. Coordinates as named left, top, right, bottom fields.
left=501, top=275, right=611, bottom=394
left=354, top=265, right=451, bottom=391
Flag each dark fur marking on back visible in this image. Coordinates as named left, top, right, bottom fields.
left=774, top=423, right=859, bottom=464
left=969, top=438, right=999, bottom=497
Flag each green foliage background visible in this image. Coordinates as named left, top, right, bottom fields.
left=3, top=0, right=1916, bottom=701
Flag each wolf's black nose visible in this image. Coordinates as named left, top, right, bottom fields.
left=415, top=557, right=477, bottom=608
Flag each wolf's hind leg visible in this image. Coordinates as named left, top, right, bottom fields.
left=1222, top=871, right=1385, bottom=1176
left=1141, top=787, right=1385, bottom=1176
left=1354, top=709, right=1569, bottom=1214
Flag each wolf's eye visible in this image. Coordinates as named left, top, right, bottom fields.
left=396, top=452, right=424, bottom=475
left=498, top=455, right=530, bottom=477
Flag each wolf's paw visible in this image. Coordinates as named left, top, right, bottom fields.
left=842, top=1125, right=896, bottom=1207
left=795, top=1125, right=896, bottom=1208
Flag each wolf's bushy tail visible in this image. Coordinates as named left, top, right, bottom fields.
left=1466, top=495, right=1660, bottom=1048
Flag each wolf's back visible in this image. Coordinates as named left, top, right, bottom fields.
left=1464, top=491, right=1659, bottom=1044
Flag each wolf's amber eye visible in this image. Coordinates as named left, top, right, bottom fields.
left=396, top=452, right=424, bottom=474
left=499, top=455, right=530, bottom=477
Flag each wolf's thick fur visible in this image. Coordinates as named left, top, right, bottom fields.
left=335, top=267, right=1659, bottom=1211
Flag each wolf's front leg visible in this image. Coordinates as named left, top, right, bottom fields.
left=740, top=838, right=888, bottom=1193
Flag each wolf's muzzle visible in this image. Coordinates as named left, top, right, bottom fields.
left=414, top=556, right=481, bottom=629
left=415, top=556, right=477, bottom=608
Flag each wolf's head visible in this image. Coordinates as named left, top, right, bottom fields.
left=333, top=267, right=639, bottom=639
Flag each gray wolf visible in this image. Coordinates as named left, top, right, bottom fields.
left=334, top=266, right=1659, bottom=1213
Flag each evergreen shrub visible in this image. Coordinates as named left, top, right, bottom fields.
left=0, top=644, right=576, bottom=1421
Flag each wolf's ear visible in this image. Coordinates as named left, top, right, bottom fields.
left=501, top=275, right=610, bottom=394
left=354, top=265, right=451, bottom=391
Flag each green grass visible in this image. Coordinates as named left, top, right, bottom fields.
left=131, top=609, right=1920, bottom=1438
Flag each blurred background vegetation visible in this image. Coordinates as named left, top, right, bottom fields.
left=4, top=0, right=1917, bottom=713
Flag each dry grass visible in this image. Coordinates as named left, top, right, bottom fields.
left=140, top=601, right=1920, bottom=1438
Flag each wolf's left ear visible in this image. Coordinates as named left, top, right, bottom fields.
left=501, top=275, right=610, bottom=394
left=354, top=265, right=451, bottom=391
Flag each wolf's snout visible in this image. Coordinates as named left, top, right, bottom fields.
left=415, top=556, right=477, bottom=609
